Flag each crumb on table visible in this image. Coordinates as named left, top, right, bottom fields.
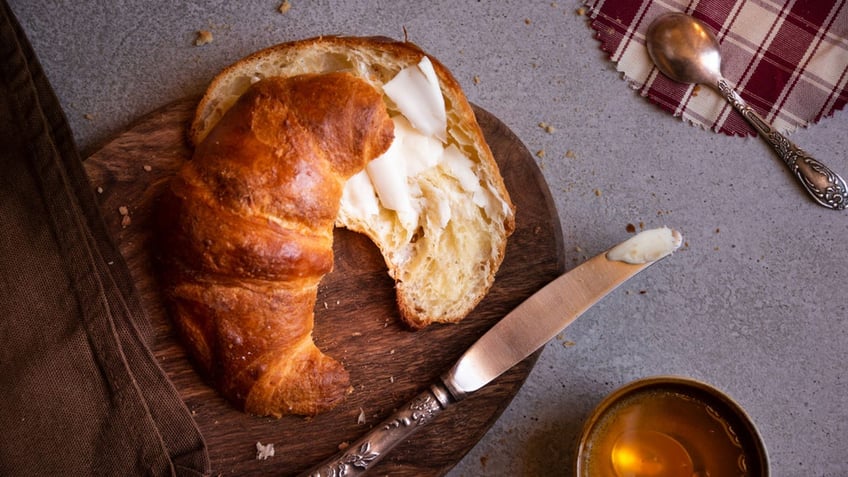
left=194, top=30, right=213, bottom=46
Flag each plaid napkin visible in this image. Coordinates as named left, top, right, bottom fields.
left=583, top=0, right=848, bottom=136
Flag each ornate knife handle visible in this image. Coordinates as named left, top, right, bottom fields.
left=300, top=383, right=456, bottom=477
left=716, top=78, right=847, bottom=210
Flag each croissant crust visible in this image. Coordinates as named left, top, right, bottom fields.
left=155, top=72, right=394, bottom=417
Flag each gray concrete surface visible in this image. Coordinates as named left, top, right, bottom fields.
left=9, top=1, right=846, bottom=475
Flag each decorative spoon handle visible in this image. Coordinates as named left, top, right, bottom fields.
left=299, top=383, right=455, bottom=477
left=716, top=78, right=847, bottom=210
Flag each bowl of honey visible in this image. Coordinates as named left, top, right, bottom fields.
left=575, top=376, right=768, bottom=477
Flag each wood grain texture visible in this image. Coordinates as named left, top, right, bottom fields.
left=84, top=98, right=564, bottom=476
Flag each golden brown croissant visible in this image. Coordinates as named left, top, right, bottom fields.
left=189, top=37, right=516, bottom=329
left=155, top=72, right=394, bottom=417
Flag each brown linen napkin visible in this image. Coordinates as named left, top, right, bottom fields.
left=0, top=2, right=209, bottom=475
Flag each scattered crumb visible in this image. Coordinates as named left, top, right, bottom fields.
left=563, top=340, right=576, bottom=347
left=536, top=149, right=546, bottom=158
left=121, top=215, right=131, bottom=227
left=118, top=206, right=129, bottom=216
left=96, top=186, right=103, bottom=194
left=255, top=442, right=275, bottom=460
left=143, top=164, right=152, bottom=172
left=639, top=290, right=647, bottom=295
left=538, top=122, right=556, bottom=133
left=565, top=149, right=576, bottom=159
left=338, top=441, right=350, bottom=451
left=278, top=0, right=291, bottom=14
left=574, top=245, right=583, bottom=252
left=639, top=221, right=645, bottom=230
left=83, top=113, right=94, bottom=121
left=323, top=301, right=328, bottom=309
left=480, top=455, right=489, bottom=468
left=389, top=376, right=395, bottom=383
left=692, top=84, right=701, bottom=96
left=715, top=227, right=721, bottom=233
left=576, top=7, right=587, bottom=16
left=351, top=331, right=362, bottom=337
left=625, top=223, right=636, bottom=233
left=524, top=18, right=532, bottom=25
left=473, top=75, right=481, bottom=84
left=357, top=408, right=366, bottom=424
left=593, top=188, right=602, bottom=197
left=194, top=30, right=213, bottom=46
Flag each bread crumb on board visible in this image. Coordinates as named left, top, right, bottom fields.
left=118, top=205, right=131, bottom=227
left=255, top=441, right=275, bottom=460
left=194, top=30, right=213, bottom=46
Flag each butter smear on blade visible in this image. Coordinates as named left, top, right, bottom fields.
left=606, top=227, right=682, bottom=264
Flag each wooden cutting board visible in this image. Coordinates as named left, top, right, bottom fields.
left=84, top=99, right=564, bottom=476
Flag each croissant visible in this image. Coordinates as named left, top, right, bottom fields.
left=155, top=72, right=394, bottom=416
left=190, top=37, right=516, bottom=329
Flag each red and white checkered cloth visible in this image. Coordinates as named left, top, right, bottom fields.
left=583, top=0, right=848, bottom=136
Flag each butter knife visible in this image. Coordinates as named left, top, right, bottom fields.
left=301, top=228, right=682, bottom=476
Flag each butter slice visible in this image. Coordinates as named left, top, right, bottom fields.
left=340, top=169, right=380, bottom=218
left=382, top=57, right=447, bottom=142
left=606, top=227, right=682, bottom=264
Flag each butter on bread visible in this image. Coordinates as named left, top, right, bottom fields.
left=189, top=36, right=515, bottom=328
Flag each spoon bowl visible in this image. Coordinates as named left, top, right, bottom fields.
left=646, top=12, right=721, bottom=85
left=645, top=12, right=847, bottom=210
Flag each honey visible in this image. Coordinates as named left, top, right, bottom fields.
left=576, top=379, right=767, bottom=477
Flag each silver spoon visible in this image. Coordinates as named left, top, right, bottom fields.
left=646, top=12, right=847, bottom=210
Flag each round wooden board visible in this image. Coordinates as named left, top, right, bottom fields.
left=84, top=99, right=564, bottom=476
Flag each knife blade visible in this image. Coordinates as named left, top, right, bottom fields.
left=301, top=228, right=681, bottom=477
